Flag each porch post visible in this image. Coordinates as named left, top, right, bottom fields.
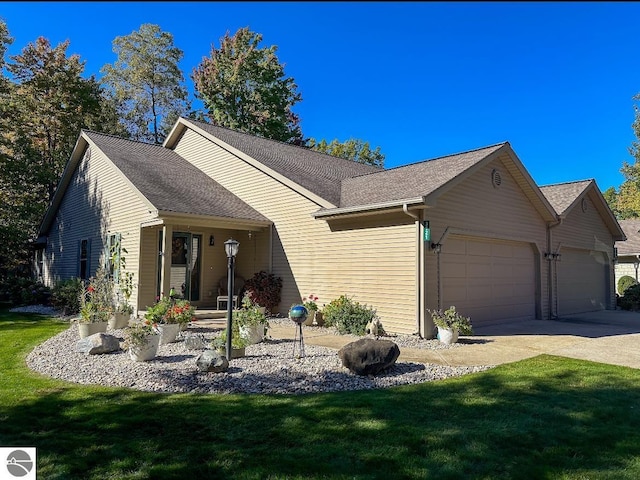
left=161, top=224, right=173, bottom=299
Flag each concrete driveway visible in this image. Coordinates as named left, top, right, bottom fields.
left=443, top=310, right=640, bottom=369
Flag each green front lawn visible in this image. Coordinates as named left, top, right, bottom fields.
left=1, top=309, right=640, bottom=479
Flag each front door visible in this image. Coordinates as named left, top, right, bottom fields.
left=157, top=232, right=202, bottom=301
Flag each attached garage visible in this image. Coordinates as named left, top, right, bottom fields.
left=441, top=235, right=537, bottom=326
left=557, top=248, right=608, bottom=316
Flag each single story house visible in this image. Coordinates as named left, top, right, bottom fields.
left=35, top=117, right=625, bottom=336
left=615, top=219, right=640, bottom=290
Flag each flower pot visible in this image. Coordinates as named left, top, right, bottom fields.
left=240, top=324, right=265, bottom=345
left=437, top=326, right=459, bottom=345
left=303, top=310, right=316, bottom=326
left=157, top=323, right=180, bottom=344
left=78, top=321, right=108, bottom=339
left=315, top=311, right=325, bottom=327
left=109, top=312, right=130, bottom=330
left=129, top=334, right=160, bottom=362
left=217, top=346, right=246, bottom=359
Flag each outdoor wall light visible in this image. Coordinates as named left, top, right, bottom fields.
left=431, top=243, right=442, bottom=253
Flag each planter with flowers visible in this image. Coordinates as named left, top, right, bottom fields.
left=234, top=294, right=269, bottom=345
left=244, top=270, right=283, bottom=315
left=429, top=306, right=473, bottom=345
left=124, top=318, right=160, bottom=362
left=302, top=294, right=319, bottom=326
left=213, top=324, right=249, bottom=359
left=145, top=297, right=195, bottom=344
left=78, top=267, right=113, bottom=338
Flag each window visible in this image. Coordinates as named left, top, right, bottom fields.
left=35, top=248, right=44, bottom=281
left=78, top=239, right=90, bottom=280
left=106, top=233, right=122, bottom=283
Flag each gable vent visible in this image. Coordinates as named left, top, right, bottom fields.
left=581, top=197, right=588, bottom=212
left=491, top=169, right=502, bottom=188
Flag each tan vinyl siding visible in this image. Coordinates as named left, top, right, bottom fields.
left=551, top=192, right=615, bottom=309
left=46, top=145, right=154, bottom=312
left=425, top=155, right=548, bottom=320
left=173, top=128, right=418, bottom=333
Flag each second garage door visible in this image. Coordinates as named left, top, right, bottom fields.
left=557, top=248, right=608, bottom=316
left=441, top=236, right=537, bottom=326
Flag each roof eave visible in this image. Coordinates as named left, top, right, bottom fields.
left=313, top=197, right=426, bottom=220
left=156, top=210, right=271, bottom=230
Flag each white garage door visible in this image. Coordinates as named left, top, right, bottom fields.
left=557, top=248, right=607, bottom=316
left=441, top=236, right=536, bottom=325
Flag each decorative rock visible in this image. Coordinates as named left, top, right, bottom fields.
left=365, top=319, right=385, bottom=336
left=338, top=338, right=400, bottom=376
left=196, top=349, right=229, bottom=373
left=76, top=333, right=121, bottom=355
left=184, top=332, right=207, bottom=350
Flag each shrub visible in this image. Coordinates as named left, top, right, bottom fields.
left=618, top=275, right=639, bottom=296
left=244, top=270, right=282, bottom=313
left=51, top=278, right=84, bottom=315
left=0, top=276, right=51, bottom=306
left=619, top=283, right=640, bottom=311
left=322, top=294, right=377, bottom=336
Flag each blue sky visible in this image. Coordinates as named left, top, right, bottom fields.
left=1, top=1, right=639, bottom=191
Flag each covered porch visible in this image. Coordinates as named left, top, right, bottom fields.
left=136, top=213, right=272, bottom=313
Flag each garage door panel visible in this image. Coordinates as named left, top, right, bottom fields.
left=442, top=236, right=536, bottom=326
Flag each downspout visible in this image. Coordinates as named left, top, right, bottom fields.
left=546, top=219, right=563, bottom=320
left=403, top=203, right=422, bottom=336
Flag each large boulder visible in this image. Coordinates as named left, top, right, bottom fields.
left=196, top=349, right=229, bottom=373
left=338, top=338, right=400, bottom=376
left=76, top=332, right=121, bottom=355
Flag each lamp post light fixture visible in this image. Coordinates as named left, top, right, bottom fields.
left=224, top=238, right=240, bottom=361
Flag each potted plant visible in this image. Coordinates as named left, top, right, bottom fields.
left=123, top=318, right=160, bottom=362
left=145, top=297, right=195, bottom=344
left=234, top=294, right=269, bottom=345
left=78, top=267, right=113, bottom=338
left=302, top=294, right=319, bottom=326
left=213, top=326, right=249, bottom=359
left=243, top=270, right=283, bottom=315
left=429, top=306, right=473, bottom=345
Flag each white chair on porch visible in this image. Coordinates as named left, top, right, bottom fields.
left=216, top=275, right=245, bottom=310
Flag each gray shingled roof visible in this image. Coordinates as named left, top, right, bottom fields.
left=617, top=219, right=640, bottom=255
left=187, top=119, right=382, bottom=206
left=539, top=180, right=592, bottom=216
left=338, top=143, right=507, bottom=208
left=83, top=131, right=269, bottom=223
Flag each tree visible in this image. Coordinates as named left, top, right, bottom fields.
left=0, top=36, right=110, bottom=275
left=614, top=94, right=640, bottom=219
left=192, top=27, right=303, bottom=144
left=101, top=23, right=190, bottom=144
left=307, top=137, right=385, bottom=167
left=603, top=187, right=621, bottom=219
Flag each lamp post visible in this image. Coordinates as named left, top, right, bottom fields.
left=224, top=238, right=240, bottom=361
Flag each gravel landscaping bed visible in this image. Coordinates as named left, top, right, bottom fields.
left=17, top=306, right=493, bottom=395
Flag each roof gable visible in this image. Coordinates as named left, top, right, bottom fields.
left=165, top=118, right=382, bottom=207
left=39, top=130, right=269, bottom=236
left=316, top=142, right=558, bottom=223
left=540, top=180, right=625, bottom=241
left=83, top=131, right=269, bottom=223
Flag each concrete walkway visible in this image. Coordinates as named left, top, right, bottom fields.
left=198, top=310, right=640, bottom=369
left=273, top=311, right=640, bottom=369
